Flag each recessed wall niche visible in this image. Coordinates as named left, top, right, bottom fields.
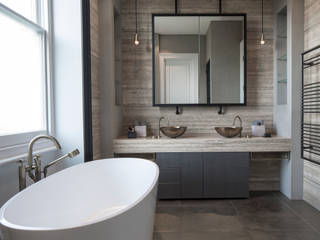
left=276, top=7, right=287, bottom=105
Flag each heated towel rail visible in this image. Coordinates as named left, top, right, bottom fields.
left=302, top=44, right=320, bottom=165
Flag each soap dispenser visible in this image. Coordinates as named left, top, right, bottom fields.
left=251, top=120, right=265, bottom=137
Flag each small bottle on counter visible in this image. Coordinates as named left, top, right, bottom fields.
left=128, top=125, right=137, bottom=138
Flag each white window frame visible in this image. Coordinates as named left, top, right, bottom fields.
left=0, top=1, right=55, bottom=160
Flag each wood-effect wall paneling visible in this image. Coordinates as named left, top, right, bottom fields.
left=120, top=0, right=279, bottom=190
left=120, top=0, right=274, bottom=135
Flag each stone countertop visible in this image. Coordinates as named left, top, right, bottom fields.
left=113, top=135, right=291, bottom=153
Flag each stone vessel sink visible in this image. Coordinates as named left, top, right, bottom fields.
left=160, top=126, right=187, bottom=138
left=215, top=126, right=242, bottom=138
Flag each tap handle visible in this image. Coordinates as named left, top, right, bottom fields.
left=43, top=149, right=80, bottom=178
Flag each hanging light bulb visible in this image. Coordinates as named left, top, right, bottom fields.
left=134, top=0, right=139, bottom=46
left=134, top=33, right=139, bottom=46
left=260, top=32, right=265, bottom=45
left=260, top=0, right=265, bottom=45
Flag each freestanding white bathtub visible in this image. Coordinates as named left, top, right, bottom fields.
left=0, top=158, right=159, bottom=240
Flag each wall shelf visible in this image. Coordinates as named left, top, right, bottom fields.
left=278, top=79, right=287, bottom=84
left=277, top=55, right=287, bottom=61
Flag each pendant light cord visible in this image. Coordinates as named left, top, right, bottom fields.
left=135, top=0, right=138, bottom=33
left=261, top=0, right=264, bottom=34
left=175, top=0, right=178, bottom=15
left=219, top=0, right=222, bottom=14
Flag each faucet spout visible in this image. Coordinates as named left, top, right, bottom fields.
left=158, top=117, right=169, bottom=138
left=27, top=135, right=61, bottom=181
left=233, top=116, right=242, bottom=128
left=233, top=116, right=243, bottom=138
left=158, top=117, right=165, bottom=137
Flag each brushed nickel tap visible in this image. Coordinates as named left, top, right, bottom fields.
left=18, top=135, right=80, bottom=191
left=233, top=115, right=243, bottom=137
left=27, top=135, right=61, bottom=182
left=158, top=117, right=169, bottom=138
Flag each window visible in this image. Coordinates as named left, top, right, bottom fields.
left=0, top=1, right=51, bottom=149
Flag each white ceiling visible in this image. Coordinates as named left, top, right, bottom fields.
left=154, top=16, right=244, bottom=35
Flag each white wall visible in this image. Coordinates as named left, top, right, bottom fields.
left=98, top=0, right=123, bottom=158
left=289, top=0, right=304, bottom=200
left=273, top=0, right=304, bottom=199
left=52, top=0, right=85, bottom=170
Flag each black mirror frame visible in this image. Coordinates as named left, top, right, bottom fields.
left=152, top=13, right=247, bottom=107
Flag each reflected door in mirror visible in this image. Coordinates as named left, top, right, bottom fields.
left=160, top=53, right=198, bottom=104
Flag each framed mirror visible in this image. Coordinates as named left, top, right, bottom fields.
left=152, top=14, right=247, bottom=106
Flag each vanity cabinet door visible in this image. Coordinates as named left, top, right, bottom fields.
left=180, top=153, right=203, bottom=198
left=156, top=152, right=203, bottom=199
left=203, top=152, right=249, bottom=198
left=156, top=153, right=182, bottom=199
left=203, top=153, right=225, bottom=198
left=225, top=153, right=250, bottom=198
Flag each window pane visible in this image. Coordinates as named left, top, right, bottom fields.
left=0, top=12, right=46, bottom=136
left=0, top=0, right=37, bottom=22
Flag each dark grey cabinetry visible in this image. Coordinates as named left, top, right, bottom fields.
left=156, top=153, right=203, bottom=199
left=203, top=152, right=249, bottom=198
left=156, top=152, right=249, bottom=199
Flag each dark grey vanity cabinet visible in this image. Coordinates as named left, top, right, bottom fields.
left=156, top=153, right=203, bottom=199
left=156, top=152, right=249, bottom=199
left=203, top=152, right=249, bottom=198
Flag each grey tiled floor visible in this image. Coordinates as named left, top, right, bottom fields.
left=153, top=192, right=320, bottom=240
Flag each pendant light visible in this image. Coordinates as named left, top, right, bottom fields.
left=260, top=0, right=265, bottom=45
left=134, top=0, right=139, bottom=45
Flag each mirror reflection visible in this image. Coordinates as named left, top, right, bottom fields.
left=153, top=15, right=246, bottom=105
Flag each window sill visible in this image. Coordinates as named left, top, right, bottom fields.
left=0, top=140, right=58, bottom=166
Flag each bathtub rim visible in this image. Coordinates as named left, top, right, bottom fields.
left=0, top=158, right=159, bottom=232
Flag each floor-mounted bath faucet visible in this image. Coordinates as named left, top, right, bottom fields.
left=19, top=135, right=79, bottom=191
left=27, top=135, right=61, bottom=183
